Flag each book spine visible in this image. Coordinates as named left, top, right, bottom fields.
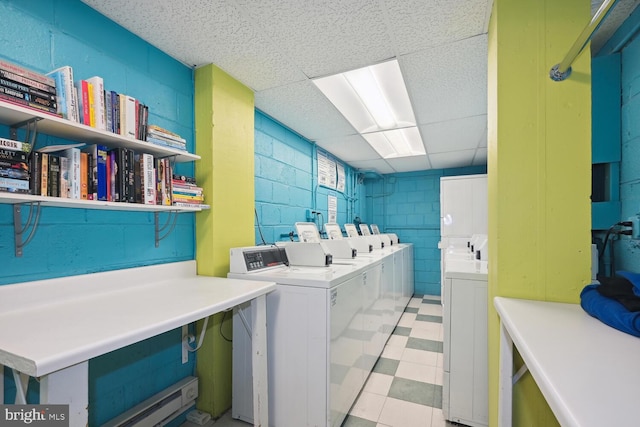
left=109, top=150, right=117, bottom=201
left=64, top=66, right=79, bottom=123
left=76, top=80, right=90, bottom=125
left=96, top=145, right=108, bottom=201
left=64, top=147, right=80, bottom=199
left=104, top=90, right=113, bottom=133
left=0, top=149, right=29, bottom=163
left=45, top=70, right=68, bottom=118
left=0, top=84, right=57, bottom=110
left=142, top=153, right=155, bottom=205
left=0, top=68, right=56, bottom=94
left=48, top=154, right=60, bottom=197
left=86, top=76, right=105, bottom=131
left=80, top=152, right=88, bottom=200
left=0, top=91, right=58, bottom=115
left=0, top=59, right=55, bottom=87
left=59, top=155, right=69, bottom=198
left=40, top=153, right=48, bottom=196
left=112, top=92, right=120, bottom=134
left=29, top=151, right=41, bottom=195
left=126, top=148, right=135, bottom=203
left=125, top=95, right=136, bottom=139
left=0, top=177, right=30, bottom=191
left=86, top=81, right=95, bottom=128
left=0, top=137, right=31, bottom=153
left=172, top=202, right=209, bottom=209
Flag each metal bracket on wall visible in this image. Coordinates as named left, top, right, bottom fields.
left=155, top=211, right=180, bottom=247
left=13, top=202, right=42, bottom=257
left=9, top=116, right=42, bottom=146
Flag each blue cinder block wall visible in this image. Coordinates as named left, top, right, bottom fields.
left=0, top=1, right=196, bottom=425
left=595, top=7, right=640, bottom=272
left=365, top=166, right=486, bottom=296
left=254, top=111, right=366, bottom=244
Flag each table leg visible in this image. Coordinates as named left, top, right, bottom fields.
left=498, top=321, right=513, bottom=427
left=251, top=294, right=268, bottom=427
left=40, top=361, right=88, bottom=427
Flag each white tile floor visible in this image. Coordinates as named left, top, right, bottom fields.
left=205, top=295, right=452, bottom=427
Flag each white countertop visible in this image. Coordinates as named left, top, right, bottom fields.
left=494, top=296, right=640, bottom=427
left=0, top=263, right=276, bottom=377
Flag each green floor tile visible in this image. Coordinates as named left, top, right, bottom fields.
left=406, top=337, right=443, bottom=353
left=388, top=377, right=442, bottom=407
left=372, top=357, right=399, bottom=376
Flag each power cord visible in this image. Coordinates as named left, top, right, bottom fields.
left=599, top=221, right=633, bottom=261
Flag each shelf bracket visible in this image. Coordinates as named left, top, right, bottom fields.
left=13, top=202, right=42, bottom=257
left=9, top=116, right=42, bottom=146
left=155, top=211, right=179, bottom=247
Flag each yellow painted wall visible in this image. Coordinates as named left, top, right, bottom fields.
left=487, top=0, right=592, bottom=425
left=194, top=64, right=255, bottom=417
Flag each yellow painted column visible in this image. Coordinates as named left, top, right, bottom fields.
left=487, top=0, right=592, bottom=425
left=194, top=64, right=255, bottom=417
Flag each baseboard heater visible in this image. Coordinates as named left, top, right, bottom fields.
left=103, top=376, right=198, bottom=427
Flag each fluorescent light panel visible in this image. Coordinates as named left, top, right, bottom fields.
left=313, top=60, right=425, bottom=159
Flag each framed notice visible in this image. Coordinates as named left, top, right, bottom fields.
left=317, top=151, right=337, bottom=189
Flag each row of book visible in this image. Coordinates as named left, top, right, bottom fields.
left=0, top=60, right=189, bottom=152
left=0, top=59, right=58, bottom=116
left=0, top=136, right=205, bottom=208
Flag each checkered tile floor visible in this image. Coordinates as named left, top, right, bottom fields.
left=341, top=295, right=451, bottom=427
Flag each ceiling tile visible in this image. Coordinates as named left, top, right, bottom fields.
left=384, top=155, right=432, bottom=172
left=255, top=80, right=357, bottom=140
left=421, top=115, right=487, bottom=154
left=384, top=0, right=490, bottom=54
left=82, top=0, right=308, bottom=91
left=429, top=150, right=476, bottom=169
left=401, top=34, right=488, bottom=124
left=236, top=0, right=395, bottom=78
left=315, top=135, right=381, bottom=162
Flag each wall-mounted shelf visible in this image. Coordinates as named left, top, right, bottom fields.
left=0, top=100, right=207, bottom=257
left=0, top=101, right=200, bottom=163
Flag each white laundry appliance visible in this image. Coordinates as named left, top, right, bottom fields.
left=439, top=174, right=488, bottom=296
left=442, top=260, right=488, bottom=427
left=228, top=243, right=389, bottom=427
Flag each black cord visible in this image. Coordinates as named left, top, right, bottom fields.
left=599, top=221, right=633, bottom=262
left=220, top=309, right=232, bottom=342
left=255, top=208, right=267, bottom=245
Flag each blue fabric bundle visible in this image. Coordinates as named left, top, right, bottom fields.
left=580, top=283, right=640, bottom=337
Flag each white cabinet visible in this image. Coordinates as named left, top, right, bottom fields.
left=442, top=270, right=488, bottom=427
left=440, top=174, right=487, bottom=239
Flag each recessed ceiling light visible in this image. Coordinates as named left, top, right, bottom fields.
left=313, top=59, right=424, bottom=158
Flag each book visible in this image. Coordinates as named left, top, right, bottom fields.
left=0, top=137, right=31, bottom=153
left=46, top=66, right=79, bottom=122
left=80, top=152, right=88, bottom=200
left=48, top=154, right=60, bottom=197
left=29, top=151, right=41, bottom=195
left=125, top=148, right=135, bottom=203
left=122, top=95, right=137, bottom=139
left=86, top=76, right=106, bottom=131
left=76, top=80, right=91, bottom=125
left=172, top=202, right=210, bottom=209
left=142, top=153, right=155, bottom=205
left=0, top=59, right=55, bottom=87
left=93, top=145, right=108, bottom=201
left=111, top=91, right=120, bottom=134
left=61, top=147, right=81, bottom=199
left=104, top=89, right=113, bottom=133
left=40, top=153, right=48, bottom=196
left=0, top=149, right=29, bottom=164
left=59, top=155, right=69, bottom=198
left=0, top=176, right=30, bottom=192
left=86, top=80, right=95, bottom=128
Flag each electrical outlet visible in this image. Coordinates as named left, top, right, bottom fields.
left=630, top=216, right=640, bottom=240
left=182, top=325, right=189, bottom=364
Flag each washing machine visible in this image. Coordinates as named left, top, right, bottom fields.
left=228, top=244, right=371, bottom=427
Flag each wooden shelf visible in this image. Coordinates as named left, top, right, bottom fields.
left=0, top=101, right=200, bottom=163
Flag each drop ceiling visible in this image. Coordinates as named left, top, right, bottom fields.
left=81, top=0, right=638, bottom=174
